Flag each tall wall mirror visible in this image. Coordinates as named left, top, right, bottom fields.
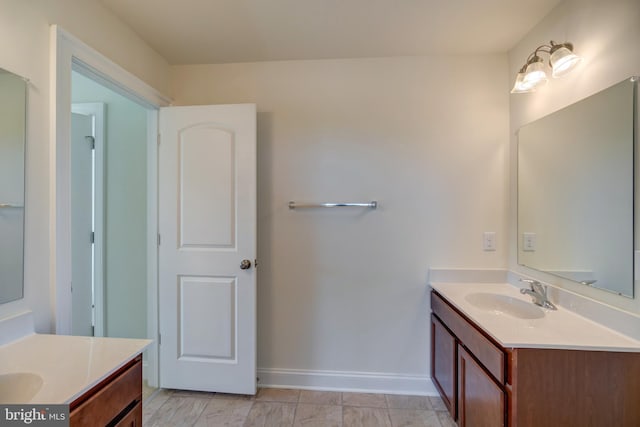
left=0, top=68, right=27, bottom=304
left=518, top=77, right=637, bottom=298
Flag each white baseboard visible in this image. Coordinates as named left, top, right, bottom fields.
left=257, top=368, right=438, bottom=396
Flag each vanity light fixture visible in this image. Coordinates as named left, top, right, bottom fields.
left=511, top=41, right=582, bottom=93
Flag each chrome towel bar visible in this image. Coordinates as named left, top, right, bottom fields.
left=289, top=201, right=377, bottom=209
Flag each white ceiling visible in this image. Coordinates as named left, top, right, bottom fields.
left=99, top=0, right=562, bottom=65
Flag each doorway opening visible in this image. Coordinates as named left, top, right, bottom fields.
left=52, top=25, right=171, bottom=397
left=54, top=26, right=257, bottom=397
left=69, top=66, right=159, bottom=397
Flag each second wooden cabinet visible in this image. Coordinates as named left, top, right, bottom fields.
left=431, top=289, right=640, bottom=427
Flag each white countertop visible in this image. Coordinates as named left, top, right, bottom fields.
left=0, top=334, right=151, bottom=404
left=430, top=281, right=640, bottom=352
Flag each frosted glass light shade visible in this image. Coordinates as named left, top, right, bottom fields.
left=511, top=72, right=536, bottom=93
left=523, top=60, right=548, bottom=88
left=550, top=46, right=582, bottom=77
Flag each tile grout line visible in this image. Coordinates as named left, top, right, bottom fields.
left=145, top=391, right=172, bottom=426
left=383, top=393, right=392, bottom=427
left=290, top=390, right=300, bottom=427
left=189, top=393, right=211, bottom=427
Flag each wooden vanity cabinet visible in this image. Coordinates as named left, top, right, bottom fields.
left=69, top=354, right=143, bottom=427
left=431, top=290, right=640, bottom=427
left=431, top=291, right=505, bottom=426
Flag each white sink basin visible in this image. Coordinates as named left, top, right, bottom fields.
left=0, top=372, right=43, bottom=403
left=465, top=292, right=545, bottom=319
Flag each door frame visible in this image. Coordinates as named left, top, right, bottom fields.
left=50, top=25, right=171, bottom=386
left=70, top=102, right=105, bottom=336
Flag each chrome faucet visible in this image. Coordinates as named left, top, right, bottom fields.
left=519, top=279, right=557, bottom=310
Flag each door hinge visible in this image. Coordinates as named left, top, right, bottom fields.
left=90, top=231, right=95, bottom=244
left=157, top=233, right=161, bottom=245
left=86, top=135, right=95, bottom=150
left=158, top=334, right=161, bottom=345
left=157, top=133, right=161, bottom=146
left=91, top=325, right=95, bottom=337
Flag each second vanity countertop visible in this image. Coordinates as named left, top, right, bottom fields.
left=430, top=281, right=640, bottom=352
left=0, top=333, right=151, bottom=404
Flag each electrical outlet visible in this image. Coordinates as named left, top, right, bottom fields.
left=483, top=232, right=496, bottom=251
left=523, top=232, right=536, bottom=251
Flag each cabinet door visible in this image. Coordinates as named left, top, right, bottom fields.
left=458, top=345, right=504, bottom=427
left=431, top=314, right=456, bottom=418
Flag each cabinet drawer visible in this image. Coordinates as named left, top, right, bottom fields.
left=431, top=291, right=505, bottom=384
left=70, top=359, right=142, bottom=426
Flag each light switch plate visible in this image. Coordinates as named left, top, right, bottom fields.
left=483, top=232, right=496, bottom=251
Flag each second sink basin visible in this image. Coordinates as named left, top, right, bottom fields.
left=0, top=372, right=43, bottom=404
left=465, top=292, right=545, bottom=319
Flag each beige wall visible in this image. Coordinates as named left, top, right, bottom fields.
left=171, top=55, right=510, bottom=387
left=508, top=0, right=640, bottom=313
left=0, top=0, right=169, bottom=332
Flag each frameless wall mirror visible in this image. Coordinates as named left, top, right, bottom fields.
left=518, top=77, right=637, bottom=298
left=0, top=68, right=27, bottom=304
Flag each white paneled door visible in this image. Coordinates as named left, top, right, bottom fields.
left=158, top=104, right=257, bottom=394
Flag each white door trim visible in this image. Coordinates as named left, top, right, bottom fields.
left=51, top=24, right=168, bottom=388
left=71, top=102, right=105, bottom=336
left=146, top=110, right=160, bottom=387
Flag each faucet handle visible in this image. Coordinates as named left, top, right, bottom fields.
left=519, top=279, right=556, bottom=310
left=519, top=278, right=546, bottom=295
left=519, top=278, right=539, bottom=287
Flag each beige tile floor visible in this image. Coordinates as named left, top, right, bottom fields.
left=143, top=388, right=457, bottom=427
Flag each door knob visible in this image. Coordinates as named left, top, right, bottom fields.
left=240, top=259, right=252, bottom=270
